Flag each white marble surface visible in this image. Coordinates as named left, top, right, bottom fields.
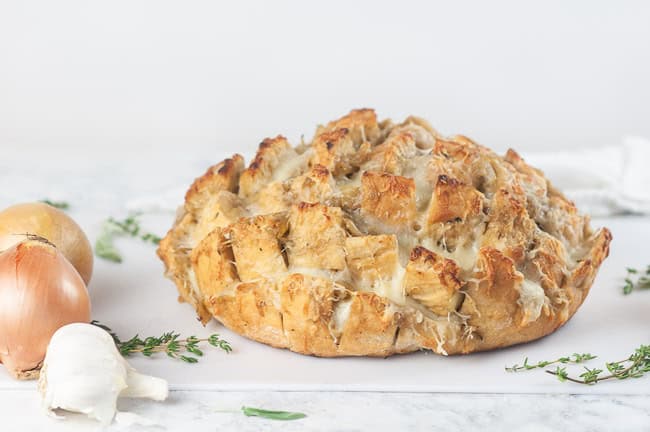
left=2, top=390, right=649, bottom=432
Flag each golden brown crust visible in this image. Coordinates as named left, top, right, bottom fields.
left=239, top=136, right=295, bottom=198
left=288, top=165, right=336, bottom=204
left=405, top=246, right=463, bottom=316
left=319, top=108, right=381, bottom=145
left=286, top=202, right=347, bottom=271
left=226, top=214, right=288, bottom=282
left=361, top=171, right=417, bottom=229
left=345, top=234, right=399, bottom=284
left=158, top=109, right=612, bottom=356
left=366, top=131, right=418, bottom=174
left=311, top=128, right=372, bottom=176
left=184, top=155, right=245, bottom=212
left=191, top=228, right=237, bottom=299
left=157, top=155, right=245, bottom=323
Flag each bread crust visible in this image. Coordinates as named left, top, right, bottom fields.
left=158, top=110, right=612, bottom=356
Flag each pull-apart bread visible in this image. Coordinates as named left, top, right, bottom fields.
left=158, top=109, right=612, bottom=357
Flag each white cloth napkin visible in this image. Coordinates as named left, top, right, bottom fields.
left=522, top=137, right=650, bottom=216
left=127, top=138, right=650, bottom=217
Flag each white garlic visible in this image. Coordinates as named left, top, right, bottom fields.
left=38, top=323, right=169, bottom=425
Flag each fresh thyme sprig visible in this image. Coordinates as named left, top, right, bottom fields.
left=506, top=345, right=650, bottom=385
left=95, top=214, right=162, bottom=262
left=505, top=352, right=596, bottom=372
left=90, top=320, right=232, bottom=363
left=623, top=266, right=650, bottom=295
left=546, top=345, right=650, bottom=385
left=41, top=199, right=70, bottom=210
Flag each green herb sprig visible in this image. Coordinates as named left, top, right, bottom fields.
left=505, top=352, right=596, bottom=372
left=547, top=345, right=650, bottom=385
left=506, top=345, right=650, bottom=385
left=41, top=199, right=70, bottom=210
left=95, top=214, right=161, bottom=263
left=623, top=266, right=650, bottom=295
left=241, top=406, right=306, bottom=421
left=91, top=321, right=232, bottom=363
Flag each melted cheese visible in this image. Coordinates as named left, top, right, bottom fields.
left=288, top=266, right=329, bottom=279
left=371, top=264, right=406, bottom=305
left=402, top=155, right=434, bottom=210
left=338, top=170, right=362, bottom=190
left=186, top=269, right=201, bottom=303
left=445, top=245, right=478, bottom=273
left=518, top=279, right=546, bottom=324
left=332, top=299, right=353, bottom=332
left=421, top=237, right=479, bottom=273
left=432, top=320, right=449, bottom=355
left=395, top=232, right=419, bottom=266
left=271, top=149, right=312, bottom=183
left=287, top=266, right=352, bottom=286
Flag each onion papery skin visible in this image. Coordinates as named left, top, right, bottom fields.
left=0, top=202, right=93, bottom=284
left=0, top=239, right=91, bottom=380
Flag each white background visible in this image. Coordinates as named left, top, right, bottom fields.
left=1, top=1, right=649, bottom=159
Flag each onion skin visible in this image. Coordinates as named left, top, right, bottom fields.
left=0, top=202, right=93, bottom=284
left=0, top=239, right=91, bottom=380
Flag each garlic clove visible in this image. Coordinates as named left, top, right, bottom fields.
left=39, top=323, right=168, bottom=425
left=122, top=370, right=169, bottom=400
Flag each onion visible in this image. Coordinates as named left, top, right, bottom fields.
left=0, top=202, right=93, bottom=284
left=0, top=238, right=91, bottom=379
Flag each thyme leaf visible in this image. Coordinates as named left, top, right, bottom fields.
left=241, top=406, right=307, bottom=421
left=41, top=199, right=70, bottom=210
left=505, top=352, right=596, bottom=372
left=90, top=321, right=232, bottom=363
left=95, top=234, right=122, bottom=263
left=622, top=265, right=650, bottom=295
left=94, top=214, right=161, bottom=262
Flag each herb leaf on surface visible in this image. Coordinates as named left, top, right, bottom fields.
left=241, top=406, right=307, bottom=421
left=622, top=266, right=650, bottom=295
left=505, top=353, right=596, bottom=372
left=41, top=199, right=70, bottom=210
left=94, top=214, right=161, bottom=262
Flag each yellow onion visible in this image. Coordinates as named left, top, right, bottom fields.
left=0, top=238, right=91, bottom=379
left=0, top=202, right=93, bottom=284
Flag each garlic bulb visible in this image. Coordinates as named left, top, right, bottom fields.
left=39, top=323, right=169, bottom=425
